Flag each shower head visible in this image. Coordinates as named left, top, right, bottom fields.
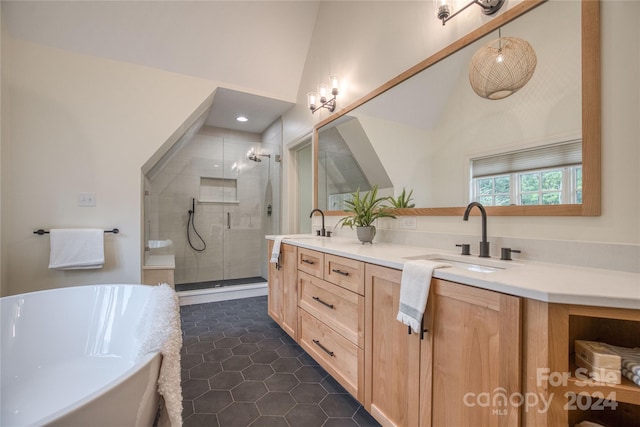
left=248, top=151, right=270, bottom=162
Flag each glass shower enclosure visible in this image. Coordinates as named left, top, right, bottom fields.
left=145, top=125, right=279, bottom=291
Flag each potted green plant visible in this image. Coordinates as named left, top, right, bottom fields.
left=337, top=185, right=396, bottom=244
left=388, top=187, right=415, bottom=208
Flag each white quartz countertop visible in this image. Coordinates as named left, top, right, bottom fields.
left=267, top=234, right=640, bottom=310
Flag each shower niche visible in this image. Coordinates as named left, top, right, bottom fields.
left=144, top=124, right=281, bottom=291
left=199, top=177, right=238, bottom=204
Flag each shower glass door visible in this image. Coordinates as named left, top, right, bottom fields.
left=219, top=133, right=271, bottom=284
left=150, top=126, right=279, bottom=290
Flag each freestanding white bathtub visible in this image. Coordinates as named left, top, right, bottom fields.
left=1, top=284, right=164, bottom=427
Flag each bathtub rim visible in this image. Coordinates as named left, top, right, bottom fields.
left=1, top=283, right=163, bottom=426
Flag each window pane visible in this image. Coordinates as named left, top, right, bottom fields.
left=520, top=173, right=540, bottom=192
left=542, top=192, right=561, bottom=205
left=478, top=178, right=493, bottom=195
left=576, top=190, right=582, bottom=204
left=521, top=194, right=540, bottom=205
left=478, top=195, right=494, bottom=205
left=495, top=176, right=510, bottom=194
left=495, top=195, right=511, bottom=206
left=542, top=170, right=562, bottom=190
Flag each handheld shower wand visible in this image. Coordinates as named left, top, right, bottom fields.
left=187, top=198, right=206, bottom=252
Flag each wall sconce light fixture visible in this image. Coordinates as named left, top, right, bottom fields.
left=435, top=0, right=504, bottom=26
left=308, top=75, right=340, bottom=114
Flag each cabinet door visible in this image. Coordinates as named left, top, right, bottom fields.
left=267, top=240, right=283, bottom=325
left=280, top=243, right=298, bottom=340
left=428, top=279, right=521, bottom=427
left=365, top=264, right=421, bottom=427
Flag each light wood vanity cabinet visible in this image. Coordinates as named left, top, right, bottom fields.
left=267, top=241, right=298, bottom=340
left=296, top=251, right=365, bottom=401
left=523, top=301, right=640, bottom=427
left=364, top=264, right=522, bottom=427
left=267, top=241, right=639, bottom=427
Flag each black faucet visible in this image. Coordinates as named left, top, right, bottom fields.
left=463, top=202, right=490, bottom=258
left=309, top=209, right=326, bottom=236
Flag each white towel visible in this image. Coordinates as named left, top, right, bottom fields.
left=137, top=283, right=183, bottom=427
left=48, top=228, right=105, bottom=270
left=397, top=260, right=450, bottom=333
left=605, top=344, right=640, bottom=386
left=270, top=237, right=284, bottom=263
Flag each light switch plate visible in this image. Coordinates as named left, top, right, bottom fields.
left=78, top=192, right=96, bottom=207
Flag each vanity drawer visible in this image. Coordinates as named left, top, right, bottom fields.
left=298, top=309, right=364, bottom=401
left=324, top=253, right=365, bottom=295
left=298, top=271, right=364, bottom=348
left=297, top=247, right=324, bottom=278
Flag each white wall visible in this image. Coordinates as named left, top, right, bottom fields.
left=284, top=1, right=640, bottom=252
left=1, top=38, right=217, bottom=296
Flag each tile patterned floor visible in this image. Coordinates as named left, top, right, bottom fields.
left=180, top=295, right=381, bottom=427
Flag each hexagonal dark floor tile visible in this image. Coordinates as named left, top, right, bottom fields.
left=193, top=390, right=233, bottom=413
left=320, top=393, right=360, bottom=417
left=182, top=354, right=205, bottom=370
left=221, top=355, right=253, bottom=371
left=257, top=338, right=283, bottom=350
left=182, top=379, right=210, bottom=400
left=285, top=404, right=328, bottom=427
left=264, top=373, right=300, bottom=392
left=198, top=331, right=225, bottom=342
left=240, top=332, right=265, bottom=343
left=323, top=418, right=360, bottom=427
left=291, top=382, right=328, bottom=404
left=231, top=381, right=268, bottom=402
left=225, top=327, right=250, bottom=337
left=187, top=342, right=215, bottom=356
left=249, top=415, right=289, bottom=427
left=215, top=337, right=241, bottom=348
left=189, top=361, right=222, bottom=380
left=256, top=392, right=296, bottom=416
left=297, top=352, right=320, bottom=366
left=271, top=357, right=302, bottom=373
left=204, top=348, right=233, bottom=363
left=242, top=364, right=274, bottom=381
left=210, top=371, right=244, bottom=390
left=183, top=413, right=219, bottom=427
left=251, top=350, right=280, bottom=364
left=321, top=375, right=349, bottom=394
left=276, top=344, right=304, bottom=358
left=232, top=343, right=259, bottom=356
left=217, top=402, right=259, bottom=427
left=295, top=365, right=327, bottom=383
left=354, top=406, right=381, bottom=426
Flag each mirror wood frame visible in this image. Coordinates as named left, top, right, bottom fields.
left=313, top=0, right=600, bottom=217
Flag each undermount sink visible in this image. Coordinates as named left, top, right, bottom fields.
left=403, top=253, right=519, bottom=273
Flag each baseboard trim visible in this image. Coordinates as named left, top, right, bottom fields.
left=178, top=282, right=268, bottom=306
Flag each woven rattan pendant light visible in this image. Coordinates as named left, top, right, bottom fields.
left=469, top=31, right=537, bottom=100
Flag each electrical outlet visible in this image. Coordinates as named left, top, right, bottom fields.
left=401, top=216, right=417, bottom=230
left=78, top=192, right=96, bottom=207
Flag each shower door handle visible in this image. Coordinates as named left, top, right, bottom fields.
left=227, top=212, right=231, bottom=229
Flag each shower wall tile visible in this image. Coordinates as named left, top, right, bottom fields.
left=150, top=125, right=276, bottom=285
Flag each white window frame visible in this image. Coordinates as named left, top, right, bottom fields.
left=472, top=165, right=582, bottom=206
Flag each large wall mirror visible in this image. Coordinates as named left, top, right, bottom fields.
left=314, top=0, right=600, bottom=217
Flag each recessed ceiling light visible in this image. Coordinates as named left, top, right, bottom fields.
left=236, top=116, right=248, bottom=122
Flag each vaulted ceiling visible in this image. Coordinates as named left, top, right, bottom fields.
left=2, top=1, right=322, bottom=133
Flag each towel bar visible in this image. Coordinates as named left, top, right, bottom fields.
left=33, top=228, right=119, bottom=235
